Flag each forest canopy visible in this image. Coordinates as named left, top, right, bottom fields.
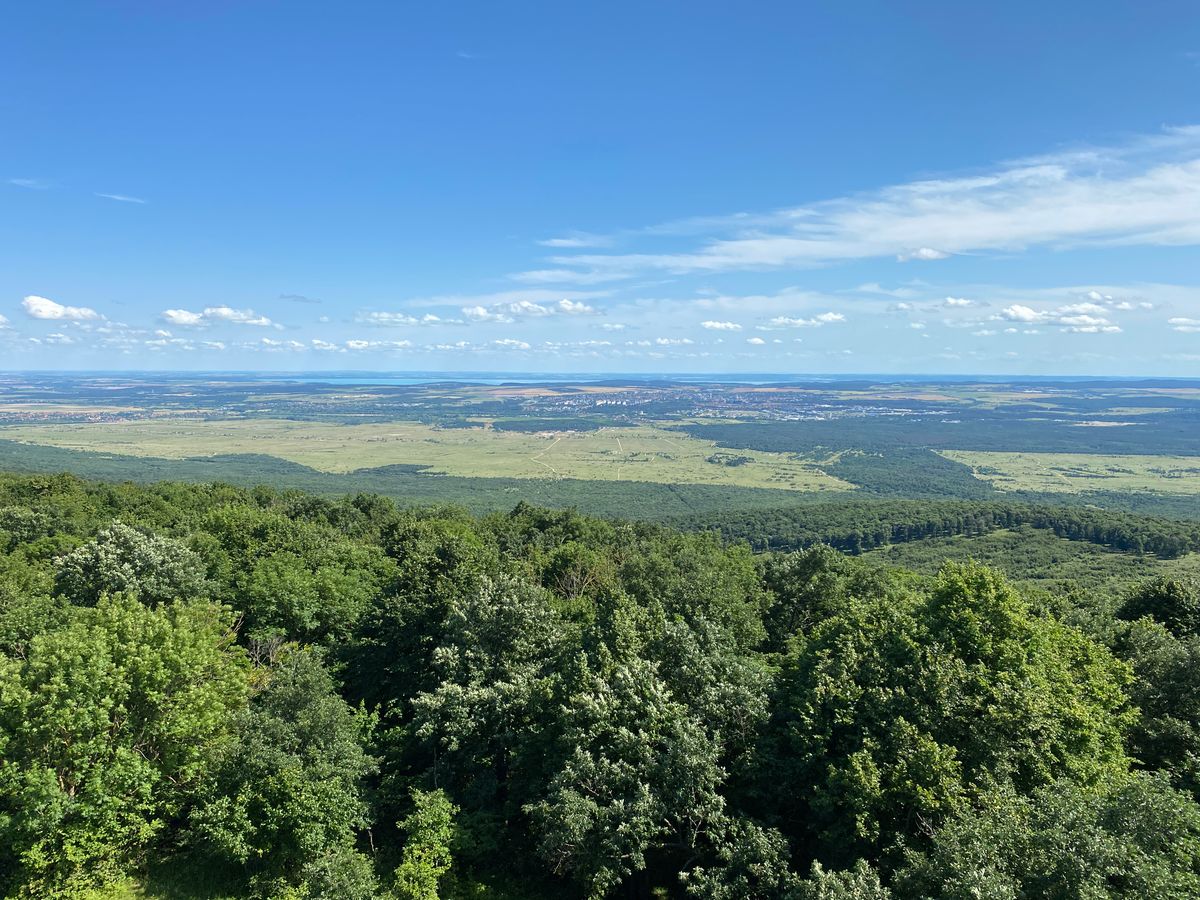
left=1, top=472, right=1199, bottom=898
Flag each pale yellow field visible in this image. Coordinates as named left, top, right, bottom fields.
left=941, top=450, right=1200, bottom=495
left=2, top=419, right=853, bottom=493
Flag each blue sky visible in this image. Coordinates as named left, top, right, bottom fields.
left=2, top=1, right=1199, bottom=375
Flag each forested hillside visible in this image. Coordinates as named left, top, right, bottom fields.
left=3, top=473, right=1200, bottom=898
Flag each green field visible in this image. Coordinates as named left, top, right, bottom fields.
left=940, top=450, right=1200, bottom=495
left=0, top=419, right=852, bottom=493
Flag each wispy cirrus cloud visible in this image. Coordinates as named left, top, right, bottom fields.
left=7, top=177, right=51, bottom=190
left=508, top=268, right=627, bottom=285
left=536, top=232, right=612, bottom=248
left=532, top=126, right=1200, bottom=281
left=95, top=192, right=146, bottom=204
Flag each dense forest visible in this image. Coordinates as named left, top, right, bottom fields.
left=676, top=499, right=1200, bottom=558
left=677, top=411, right=1200, bottom=456
left=3, top=473, right=1200, bottom=898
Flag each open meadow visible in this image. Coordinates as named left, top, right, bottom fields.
left=0, top=418, right=853, bottom=493
left=941, top=450, right=1200, bottom=495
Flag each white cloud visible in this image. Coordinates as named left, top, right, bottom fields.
left=999, top=304, right=1042, bottom=323
left=557, top=299, right=596, bottom=315
left=998, top=301, right=1121, bottom=333
left=944, top=297, right=974, bottom=307
left=0, top=314, right=8, bottom=327
left=766, top=311, right=846, bottom=328
left=205, top=306, right=272, bottom=326
left=746, top=336, right=766, bottom=345
left=162, top=309, right=205, bottom=327
left=342, top=339, right=412, bottom=351
left=701, top=320, right=742, bottom=331
left=1170, top=317, right=1200, bottom=333
left=463, top=296, right=598, bottom=323
left=898, top=247, right=950, bottom=262
left=22, top=295, right=101, bottom=321
left=161, top=306, right=274, bottom=327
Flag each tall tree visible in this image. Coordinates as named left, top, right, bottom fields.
left=0, top=596, right=249, bottom=897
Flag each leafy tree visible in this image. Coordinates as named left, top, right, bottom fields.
left=187, top=648, right=377, bottom=899
left=1113, top=618, right=1200, bottom=797
left=791, top=861, right=892, bottom=900
left=541, top=540, right=617, bottom=607
left=896, top=773, right=1200, bottom=898
left=682, top=818, right=799, bottom=899
left=1118, top=576, right=1200, bottom=638
left=240, top=546, right=384, bottom=645
left=0, top=596, right=249, bottom=897
left=0, top=553, right=59, bottom=654
left=390, top=788, right=458, bottom=900
left=348, top=516, right=500, bottom=711
left=618, top=532, right=768, bottom=653
left=528, top=595, right=728, bottom=898
left=403, top=574, right=566, bottom=867
left=683, top=818, right=890, bottom=900
left=0, top=506, right=53, bottom=551
left=194, top=504, right=392, bottom=647
left=54, top=520, right=209, bottom=606
left=760, top=546, right=895, bottom=653
left=761, top=562, right=1133, bottom=865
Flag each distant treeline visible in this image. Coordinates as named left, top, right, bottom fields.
left=676, top=499, right=1200, bottom=558
left=677, top=410, right=1200, bottom=456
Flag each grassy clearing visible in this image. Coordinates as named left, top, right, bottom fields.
left=0, top=419, right=852, bottom=493
left=940, top=450, right=1200, bottom=495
